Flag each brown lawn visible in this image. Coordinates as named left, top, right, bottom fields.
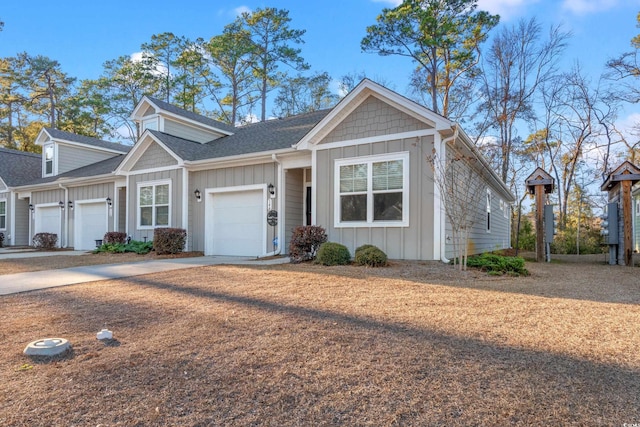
left=1, top=260, right=639, bottom=426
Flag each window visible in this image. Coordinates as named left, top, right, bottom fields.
left=636, top=199, right=640, bottom=216
left=0, top=200, right=5, bottom=230
left=44, top=145, right=54, bottom=175
left=335, top=152, right=409, bottom=227
left=138, top=181, right=170, bottom=228
left=504, top=201, right=509, bottom=219
left=486, top=189, right=492, bottom=232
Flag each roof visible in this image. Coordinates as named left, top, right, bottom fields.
left=144, top=97, right=236, bottom=134
left=601, top=160, right=640, bottom=191
left=0, top=147, right=42, bottom=187
left=44, top=128, right=131, bottom=154
left=150, top=109, right=332, bottom=162
left=18, top=155, right=124, bottom=186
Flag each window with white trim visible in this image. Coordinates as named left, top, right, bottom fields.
left=504, top=200, right=509, bottom=218
left=138, top=181, right=170, bottom=228
left=335, top=152, right=409, bottom=227
left=0, top=200, right=6, bottom=230
left=44, top=144, right=54, bottom=176
left=486, top=189, right=492, bottom=232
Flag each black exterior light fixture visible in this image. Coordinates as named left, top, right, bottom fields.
left=68, top=200, right=74, bottom=210
left=59, top=201, right=65, bottom=210
left=106, top=197, right=112, bottom=207
left=268, top=183, right=275, bottom=198
left=29, top=204, right=34, bottom=212
left=194, top=189, right=202, bottom=202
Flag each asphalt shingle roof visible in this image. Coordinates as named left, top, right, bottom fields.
left=150, top=109, right=331, bottom=162
left=0, top=147, right=42, bottom=187
left=145, top=97, right=237, bottom=134
left=18, top=155, right=125, bottom=186
left=44, top=128, right=131, bottom=153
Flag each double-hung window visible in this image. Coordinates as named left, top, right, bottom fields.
left=44, top=144, right=54, bottom=176
left=335, top=152, right=409, bottom=227
left=0, top=200, right=6, bottom=230
left=138, top=181, right=170, bottom=228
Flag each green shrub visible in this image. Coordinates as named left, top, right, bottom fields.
left=33, top=233, right=58, bottom=249
left=355, top=244, right=376, bottom=256
left=153, top=228, right=186, bottom=255
left=315, top=242, right=351, bottom=266
left=354, top=246, right=388, bottom=267
left=466, top=253, right=528, bottom=276
left=289, top=225, right=327, bottom=263
left=0, top=232, right=4, bottom=248
left=103, top=231, right=127, bottom=245
left=94, top=240, right=153, bottom=255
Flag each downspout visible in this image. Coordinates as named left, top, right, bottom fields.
left=438, top=129, right=458, bottom=264
left=263, top=153, right=282, bottom=257
left=59, top=183, right=69, bottom=248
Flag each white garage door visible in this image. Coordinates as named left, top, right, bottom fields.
left=75, top=202, right=108, bottom=250
left=35, top=206, right=61, bottom=243
left=211, top=190, right=264, bottom=256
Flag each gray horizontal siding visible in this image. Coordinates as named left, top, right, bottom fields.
left=57, top=144, right=117, bottom=175
left=164, top=119, right=223, bottom=143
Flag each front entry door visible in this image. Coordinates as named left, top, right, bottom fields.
left=305, top=186, right=312, bottom=226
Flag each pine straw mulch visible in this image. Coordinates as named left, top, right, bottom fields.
left=1, top=260, right=639, bottom=426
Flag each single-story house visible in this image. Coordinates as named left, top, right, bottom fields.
left=5, top=79, right=515, bottom=260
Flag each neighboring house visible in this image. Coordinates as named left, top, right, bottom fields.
left=7, top=80, right=514, bottom=260
left=0, top=148, right=41, bottom=245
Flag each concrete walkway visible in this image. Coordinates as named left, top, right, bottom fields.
left=0, top=255, right=289, bottom=296
left=0, top=249, right=89, bottom=260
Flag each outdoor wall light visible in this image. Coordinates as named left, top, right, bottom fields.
left=29, top=204, right=34, bottom=212
left=68, top=200, right=74, bottom=210
left=194, top=189, right=202, bottom=202
left=59, top=201, right=65, bottom=210
left=268, top=183, right=275, bottom=198
left=106, top=197, right=112, bottom=207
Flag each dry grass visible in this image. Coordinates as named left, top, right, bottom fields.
left=1, top=260, right=639, bottom=426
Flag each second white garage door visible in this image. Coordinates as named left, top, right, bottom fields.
left=75, top=202, right=108, bottom=250
left=211, top=190, right=264, bottom=256
left=35, top=206, right=61, bottom=246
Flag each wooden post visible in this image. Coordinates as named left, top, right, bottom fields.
left=622, top=180, right=633, bottom=266
left=535, top=184, right=544, bottom=263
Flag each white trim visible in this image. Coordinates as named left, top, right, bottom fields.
left=34, top=202, right=63, bottom=248
left=203, top=183, right=268, bottom=256
left=486, top=188, right=492, bottom=233
left=115, top=131, right=183, bottom=174
left=311, top=150, right=317, bottom=226
left=10, top=193, right=16, bottom=245
left=433, top=133, right=443, bottom=260
left=333, top=151, right=410, bottom=228
left=43, top=143, right=55, bottom=177
left=311, top=129, right=436, bottom=152
left=182, top=167, right=189, bottom=249
left=136, top=179, right=172, bottom=230
left=0, top=198, right=6, bottom=231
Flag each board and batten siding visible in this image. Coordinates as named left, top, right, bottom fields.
left=284, top=168, right=304, bottom=253
left=57, top=145, right=119, bottom=175
left=13, top=195, right=30, bottom=245
left=67, top=183, right=116, bottom=247
left=315, top=136, right=436, bottom=260
left=128, top=169, right=183, bottom=242
left=163, top=120, right=224, bottom=143
left=131, top=142, right=178, bottom=171
left=189, top=162, right=278, bottom=253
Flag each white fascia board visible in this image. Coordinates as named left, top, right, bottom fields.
left=35, top=128, right=52, bottom=146
left=310, top=129, right=437, bottom=152
left=183, top=147, right=296, bottom=172
left=13, top=174, right=120, bottom=192
left=55, top=139, right=129, bottom=155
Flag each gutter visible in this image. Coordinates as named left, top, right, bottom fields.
left=438, top=131, right=457, bottom=265
left=263, top=153, right=282, bottom=257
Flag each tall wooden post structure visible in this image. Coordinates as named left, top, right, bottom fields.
left=525, top=168, right=555, bottom=263
left=601, top=161, right=640, bottom=266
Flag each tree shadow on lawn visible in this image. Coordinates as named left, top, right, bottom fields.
left=123, top=274, right=640, bottom=423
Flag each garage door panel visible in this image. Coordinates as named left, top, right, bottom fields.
left=75, top=202, right=108, bottom=250
left=210, top=190, right=264, bottom=256
left=35, top=206, right=61, bottom=247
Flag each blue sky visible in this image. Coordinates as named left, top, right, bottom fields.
left=2, top=0, right=640, bottom=128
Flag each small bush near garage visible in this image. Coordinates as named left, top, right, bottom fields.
left=32, top=233, right=58, bottom=249
left=354, top=245, right=388, bottom=267
left=466, top=253, right=528, bottom=276
left=153, top=228, right=187, bottom=255
left=0, top=232, right=4, bottom=248
left=94, top=240, right=153, bottom=255
left=289, top=225, right=328, bottom=263
left=103, top=232, right=127, bottom=245
left=316, top=242, right=351, bottom=266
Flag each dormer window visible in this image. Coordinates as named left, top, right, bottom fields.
left=44, top=144, right=54, bottom=176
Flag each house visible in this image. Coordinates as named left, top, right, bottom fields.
left=6, top=80, right=514, bottom=260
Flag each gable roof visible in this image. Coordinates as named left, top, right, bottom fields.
left=601, top=160, right=640, bottom=191
left=0, top=147, right=42, bottom=187
left=41, top=128, right=131, bottom=154
left=137, top=96, right=236, bottom=135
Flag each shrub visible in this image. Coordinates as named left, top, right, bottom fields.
left=33, top=233, right=58, bottom=249
left=355, top=244, right=376, bottom=256
left=354, top=246, right=388, bottom=267
left=153, top=228, right=186, bottom=255
left=289, top=225, right=327, bottom=263
left=0, top=232, right=4, bottom=248
left=315, top=242, right=351, bottom=266
left=103, top=231, right=127, bottom=245
left=94, top=240, right=153, bottom=255
left=466, top=253, right=528, bottom=276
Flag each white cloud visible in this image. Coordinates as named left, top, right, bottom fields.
left=476, top=0, right=538, bottom=20
left=371, top=0, right=402, bottom=6
left=233, top=6, right=251, bottom=16
left=561, top=0, right=619, bottom=15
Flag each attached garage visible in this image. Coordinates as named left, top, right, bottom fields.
left=207, top=188, right=265, bottom=256
left=35, top=205, right=61, bottom=246
left=74, top=201, right=108, bottom=250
